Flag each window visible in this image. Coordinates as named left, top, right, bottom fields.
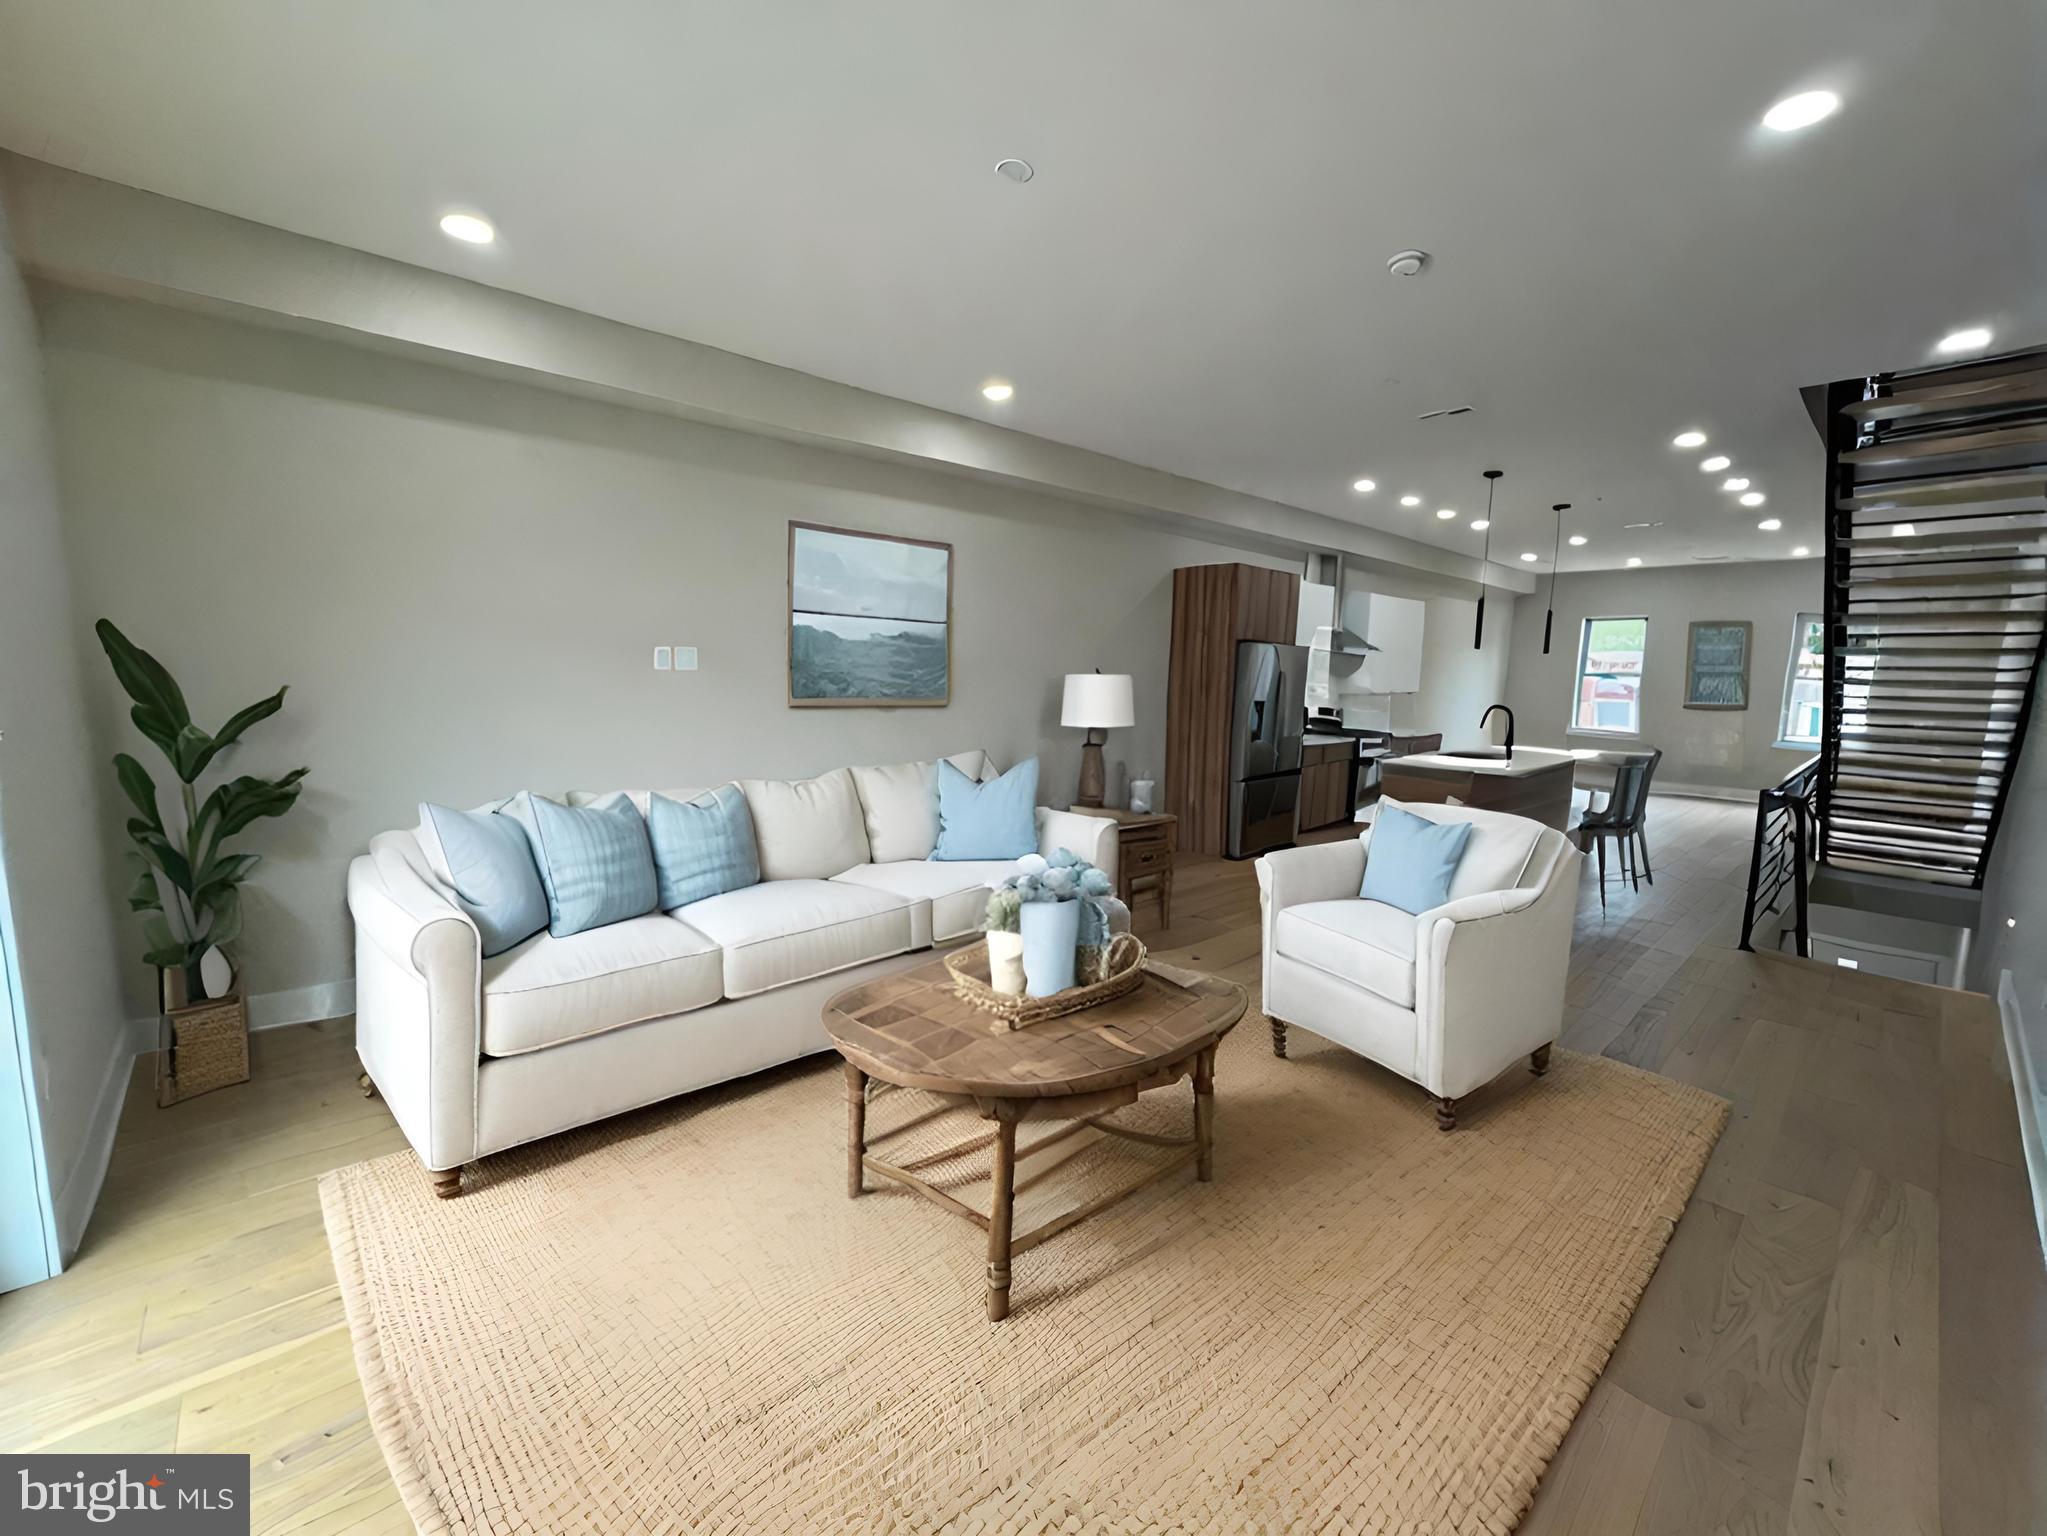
left=1779, top=613, right=1825, bottom=745
left=1571, top=616, right=1647, bottom=735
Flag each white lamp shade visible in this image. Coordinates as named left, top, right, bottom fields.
left=1061, top=672, right=1135, bottom=729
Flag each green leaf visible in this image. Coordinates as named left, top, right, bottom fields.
left=113, top=754, right=163, bottom=830
left=201, top=885, right=242, bottom=952
left=95, top=619, right=190, bottom=741
left=187, top=687, right=286, bottom=779
left=127, top=702, right=183, bottom=762
left=125, top=824, right=193, bottom=894
left=125, top=852, right=165, bottom=914
left=168, top=723, right=216, bottom=784
left=190, top=852, right=260, bottom=913
left=143, top=940, right=189, bottom=969
left=207, top=769, right=308, bottom=839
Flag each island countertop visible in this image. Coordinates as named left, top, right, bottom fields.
left=1386, top=747, right=1577, bottom=779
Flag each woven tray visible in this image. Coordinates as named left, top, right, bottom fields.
left=945, top=931, right=1147, bottom=1030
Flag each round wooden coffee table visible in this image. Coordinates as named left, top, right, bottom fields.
left=823, top=955, right=1247, bottom=1320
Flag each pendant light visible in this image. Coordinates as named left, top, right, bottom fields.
left=1543, top=504, right=1570, bottom=654
left=1474, top=470, right=1502, bottom=649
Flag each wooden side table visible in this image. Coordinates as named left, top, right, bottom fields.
left=1070, top=806, right=1176, bottom=929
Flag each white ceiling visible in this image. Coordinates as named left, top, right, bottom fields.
left=2, top=0, right=2041, bottom=571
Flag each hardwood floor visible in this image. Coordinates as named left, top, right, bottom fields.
left=2, top=791, right=2040, bottom=1532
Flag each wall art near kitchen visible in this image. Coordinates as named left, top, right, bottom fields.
left=788, top=522, right=952, bottom=706
left=1683, top=620, right=1752, bottom=710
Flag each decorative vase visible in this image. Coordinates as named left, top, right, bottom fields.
left=985, top=929, right=1027, bottom=996
left=1129, top=778, right=1154, bottom=815
left=1019, top=900, right=1080, bottom=997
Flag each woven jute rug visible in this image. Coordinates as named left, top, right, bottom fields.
left=321, top=1010, right=1725, bottom=1535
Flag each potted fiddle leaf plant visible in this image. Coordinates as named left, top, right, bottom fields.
left=96, top=619, right=307, bottom=1102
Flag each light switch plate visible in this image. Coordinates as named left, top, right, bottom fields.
left=652, top=646, right=672, bottom=671
left=674, top=646, right=698, bottom=671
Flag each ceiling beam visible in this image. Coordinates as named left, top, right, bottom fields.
left=0, top=152, right=1534, bottom=596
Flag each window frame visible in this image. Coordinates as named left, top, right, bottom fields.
left=1776, top=611, right=1826, bottom=749
left=1565, top=614, right=1649, bottom=739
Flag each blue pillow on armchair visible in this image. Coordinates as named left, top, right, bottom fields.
left=1359, top=801, right=1473, bottom=915
left=931, top=757, right=1038, bottom=861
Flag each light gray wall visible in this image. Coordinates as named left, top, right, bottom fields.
left=1973, top=724, right=2046, bottom=1011
left=37, top=292, right=1323, bottom=1020
left=1501, top=559, right=1823, bottom=792
left=0, top=206, right=129, bottom=1257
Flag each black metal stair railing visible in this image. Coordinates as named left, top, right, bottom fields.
left=1739, top=755, right=1821, bottom=956
left=1817, top=346, right=2047, bottom=888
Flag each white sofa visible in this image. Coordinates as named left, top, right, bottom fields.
left=1255, top=801, right=1579, bottom=1129
left=348, top=751, right=1115, bottom=1193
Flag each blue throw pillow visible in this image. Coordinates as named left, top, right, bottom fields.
left=1359, top=802, right=1473, bottom=915
left=419, top=802, right=549, bottom=957
left=931, top=757, right=1038, bottom=861
left=648, top=786, right=761, bottom=910
left=502, top=792, right=659, bottom=937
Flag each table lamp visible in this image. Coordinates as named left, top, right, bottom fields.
left=1061, top=671, right=1135, bottom=808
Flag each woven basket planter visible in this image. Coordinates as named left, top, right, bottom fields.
left=157, top=991, right=250, bottom=1106
left=945, top=932, right=1147, bottom=1031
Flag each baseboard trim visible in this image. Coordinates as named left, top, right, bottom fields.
left=248, top=979, right=355, bottom=1031
left=1652, top=782, right=1757, bottom=804
left=51, top=1037, right=133, bottom=1262
left=1997, top=969, right=2047, bottom=1267
left=123, top=977, right=358, bottom=1052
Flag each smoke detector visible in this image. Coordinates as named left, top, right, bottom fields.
left=1386, top=249, right=1429, bottom=277
left=993, top=157, right=1034, bottom=183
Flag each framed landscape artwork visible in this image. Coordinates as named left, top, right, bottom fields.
left=787, top=522, right=952, bottom=707
left=1683, top=620, right=1752, bottom=710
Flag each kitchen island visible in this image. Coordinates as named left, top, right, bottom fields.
left=1376, top=746, right=1578, bottom=831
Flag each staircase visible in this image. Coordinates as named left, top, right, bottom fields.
left=1819, top=347, right=2047, bottom=886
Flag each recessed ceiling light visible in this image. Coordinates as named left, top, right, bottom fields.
left=1936, top=326, right=1993, bottom=354
left=1792, top=545, right=1811, bottom=557
left=1399, top=494, right=1422, bottom=507
left=993, top=157, right=1035, bottom=183
left=1623, top=521, right=1664, bottom=530
left=1625, top=557, right=1643, bottom=567
left=1672, top=430, right=1707, bottom=449
left=981, top=380, right=1014, bottom=401
left=438, top=212, right=495, bottom=244
left=1721, top=477, right=1750, bottom=492
left=1892, top=523, right=1917, bottom=537
left=1436, top=508, right=1458, bottom=520
left=1352, top=478, right=1376, bottom=494
left=1700, top=456, right=1731, bottom=473
left=1758, top=518, right=1782, bottom=531
left=1519, top=552, right=1539, bottom=563
left=1568, top=534, right=1589, bottom=546
left=1739, top=491, right=1766, bottom=507
left=1762, top=89, right=1841, bottom=133
left=1469, top=518, right=1490, bottom=531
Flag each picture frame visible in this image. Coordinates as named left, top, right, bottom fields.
left=1683, top=620, right=1752, bottom=710
left=787, top=522, right=952, bottom=707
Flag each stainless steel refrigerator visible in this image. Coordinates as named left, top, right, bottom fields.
left=1226, top=640, right=1308, bottom=858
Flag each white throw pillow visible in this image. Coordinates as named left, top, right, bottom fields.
left=564, top=787, right=706, bottom=817
left=738, top=767, right=871, bottom=880
left=850, top=750, right=988, bottom=863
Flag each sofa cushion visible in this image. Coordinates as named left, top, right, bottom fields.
left=417, top=802, right=548, bottom=957
left=480, top=913, right=722, bottom=1056
left=850, top=750, right=989, bottom=863
left=567, top=786, right=706, bottom=817
left=676, top=879, right=916, bottom=998
left=832, top=859, right=1017, bottom=943
left=649, top=786, right=760, bottom=910
left=932, top=756, right=1038, bottom=860
left=738, top=768, right=870, bottom=880
left=502, top=792, right=660, bottom=937
left=1274, top=899, right=1417, bottom=1009
left=1378, top=798, right=1543, bottom=901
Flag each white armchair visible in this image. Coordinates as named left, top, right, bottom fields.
left=1255, top=800, right=1581, bottom=1128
